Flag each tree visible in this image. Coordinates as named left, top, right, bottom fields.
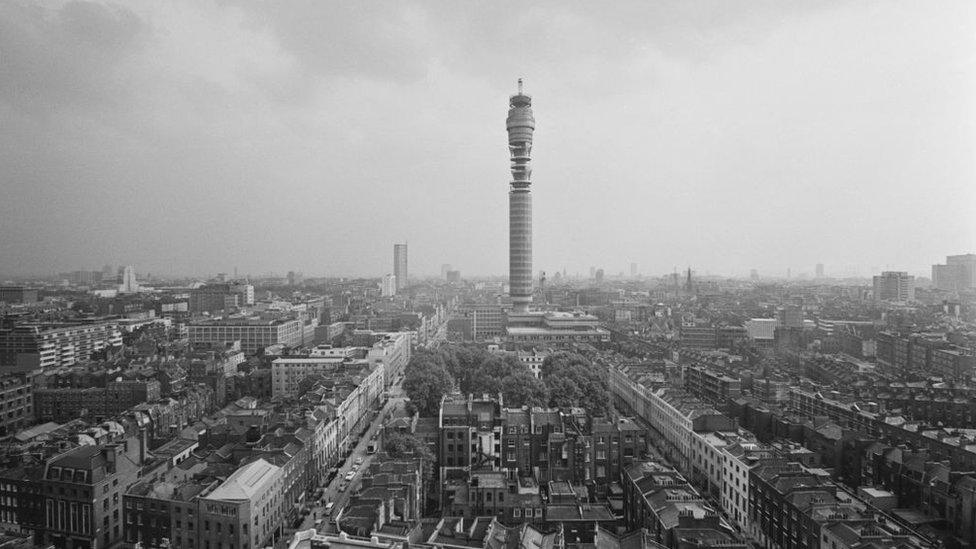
left=465, top=355, right=515, bottom=396
left=385, top=431, right=435, bottom=462
left=541, top=352, right=611, bottom=417
left=501, top=370, right=549, bottom=408
left=442, top=345, right=490, bottom=392
left=402, top=351, right=454, bottom=416
left=546, top=376, right=582, bottom=409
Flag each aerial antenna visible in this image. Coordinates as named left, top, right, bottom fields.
left=518, top=78, right=523, bottom=94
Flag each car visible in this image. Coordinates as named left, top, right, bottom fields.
left=354, top=457, right=364, bottom=466
left=345, top=471, right=355, bottom=481
left=324, top=502, right=335, bottom=513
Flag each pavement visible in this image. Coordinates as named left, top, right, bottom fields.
left=288, top=381, right=407, bottom=539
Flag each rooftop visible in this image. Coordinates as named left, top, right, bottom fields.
left=205, top=458, right=279, bottom=501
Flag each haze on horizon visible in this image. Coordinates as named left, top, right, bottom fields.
left=1, top=0, right=974, bottom=280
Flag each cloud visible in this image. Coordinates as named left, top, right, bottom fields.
left=0, top=1, right=146, bottom=116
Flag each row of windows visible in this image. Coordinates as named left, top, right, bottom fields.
left=45, top=499, right=92, bottom=534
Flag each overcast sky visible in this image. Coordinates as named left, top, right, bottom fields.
left=1, top=1, right=974, bottom=279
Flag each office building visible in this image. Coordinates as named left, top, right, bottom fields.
left=0, top=321, right=123, bottom=372
left=0, top=375, right=33, bottom=437
left=38, top=437, right=145, bottom=549
left=776, top=304, right=804, bottom=328
left=458, top=304, right=506, bottom=341
left=0, top=287, right=37, bottom=305
left=679, top=323, right=717, bottom=350
left=815, top=263, right=824, bottom=278
left=380, top=274, right=396, bottom=297
left=117, top=266, right=139, bottom=294
left=187, top=318, right=304, bottom=354
left=189, top=282, right=254, bottom=313
left=932, top=253, right=976, bottom=291
left=872, top=271, right=915, bottom=303
left=393, top=244, right=408, bottom=292
left=507, top=79, right=535, bottom=313
left=506, top=311, right=610, bottom=346
left=198, top=458, right=285, bottom=549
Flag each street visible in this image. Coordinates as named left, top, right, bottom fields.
left=289, top=380, right=407, bottom=539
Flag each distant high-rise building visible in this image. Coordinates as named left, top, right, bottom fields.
left=815, top=263, right=824, bottom=278
left=777, top=305, right=804, bottom=328
left=441, top=264, right=453, bottom=279
left=118, top=265, right=139, bottom=293
left=590, top=267, right=596, bottom=279
left=0, top=287, right=37, bottom=304
left=750, top=269, right=759, bottom=281
left=381, top=274, right=397, bottom=297
left=188, top=282, right=253, bottom=312
left=101, top=264, right=115, bottom=282
left=286, top=271, right=303, bottom=286
left=630, top=262, right=638, bottom=277
left=394, top=243, right=408, bottom=291
left=873, top=271, right=915, bottom=302
left=507, top=79, right=535, bottom=313
left=595, top=269, right=605, bottom=283
left=446, top=270, right=461, bottom=284
left=786, top=268, right=791, bottom=279
left=932, top=254, right=976, bottom=291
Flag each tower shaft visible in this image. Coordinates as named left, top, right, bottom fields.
left=507, top=80, right=535, bottom=313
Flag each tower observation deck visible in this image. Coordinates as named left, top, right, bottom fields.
left=507, top=79, right=535, bottom=313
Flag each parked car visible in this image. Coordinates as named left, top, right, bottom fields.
left=354, top=457, right=364, bottom=466
left=324, top=502, right=335, bottom=513
left=345, top=471, right=355, bottom=481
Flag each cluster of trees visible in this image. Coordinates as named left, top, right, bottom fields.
left=401, top=349, right=455, bottom=416
left=541, top=351, right=612, bottom=417
left=402, top=345, right=611, bottom=418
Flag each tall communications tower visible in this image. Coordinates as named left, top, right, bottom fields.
left=507, top=79, right=535, bottom=313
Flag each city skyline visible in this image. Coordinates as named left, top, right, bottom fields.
left=1, top=1, right=974, bottom=279
left=3, top=4, right=976, bottom=549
